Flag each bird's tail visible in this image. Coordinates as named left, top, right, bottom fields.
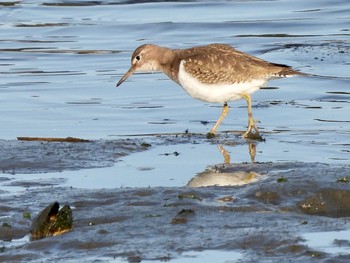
left=270, top=62, right=307, bottom=77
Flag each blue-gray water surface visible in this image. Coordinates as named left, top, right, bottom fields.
left=0, top=0, right=350, bottom=262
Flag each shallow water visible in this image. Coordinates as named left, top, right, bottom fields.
left=1, top=0, right=350, bottom=262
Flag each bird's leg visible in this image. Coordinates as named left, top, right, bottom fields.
left=241, top=94, right=262, bottom=140
left=207, top=102, right=229, bottom=138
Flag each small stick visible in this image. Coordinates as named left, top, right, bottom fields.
left=17, top=137, right=91, bottom=143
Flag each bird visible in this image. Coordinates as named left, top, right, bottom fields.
left=116, top=43, right=305, bottom=139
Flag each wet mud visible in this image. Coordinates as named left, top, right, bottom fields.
left=1, top=136, right=350, bottom=262
left=0, top=138, right=146, bottom=174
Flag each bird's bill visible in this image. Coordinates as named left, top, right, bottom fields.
left=116, top=67, right=135, bottom=87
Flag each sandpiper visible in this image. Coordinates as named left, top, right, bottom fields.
left=117, top=43, right=305, bottom=139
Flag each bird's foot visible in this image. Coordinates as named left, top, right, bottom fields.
left=242, top=125, right=264, bottom=141
left=206, top=132, right=216, bottom=139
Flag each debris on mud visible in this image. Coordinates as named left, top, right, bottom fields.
left=30, top=202, right=73, bottom=241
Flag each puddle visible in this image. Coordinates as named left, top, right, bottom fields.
left=170, top=250, right=242, bottom=263
left=0, top=137, right=259, bottom=190
left=303, top=229, right=350, bottom=255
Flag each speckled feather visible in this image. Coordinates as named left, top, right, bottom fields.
left=175, top=44, right=302, bottom=84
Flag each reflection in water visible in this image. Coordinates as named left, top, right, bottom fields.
left=187, top=169, right=260, bottom=188
left=187, top=142, right=262, bottom=187
left=218, top=142, right=257, bottom=164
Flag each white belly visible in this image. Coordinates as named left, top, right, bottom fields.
left=177, top=60, right=267, bottom=103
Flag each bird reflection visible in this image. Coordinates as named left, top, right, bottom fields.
left=186, top=142, right=262, bottom=187
left=218, top=142, right=256, bottom=164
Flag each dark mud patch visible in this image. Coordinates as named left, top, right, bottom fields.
left=300, top=189, right=350, bottom=217
left=0, top=139, right=147, bottom=174
left=1, top=161, right=350, bottom=262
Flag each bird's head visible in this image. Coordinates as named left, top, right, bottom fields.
left=116, top=44, right=162, bottom=87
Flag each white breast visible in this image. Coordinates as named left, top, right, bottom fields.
left=177, top=60, right=267, bottom=103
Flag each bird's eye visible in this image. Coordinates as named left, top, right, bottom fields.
left=135, top=55, right=141, bottom=61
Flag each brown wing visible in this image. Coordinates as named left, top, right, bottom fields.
left=178, top=44, right=297, bottom=84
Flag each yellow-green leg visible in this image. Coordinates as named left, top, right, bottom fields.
left=207, top=102, right=229, bottom=138
left=241, top=94, right=262, bottom=140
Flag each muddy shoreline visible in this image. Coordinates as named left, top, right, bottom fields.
left=1, top=137, right=350, bottom=262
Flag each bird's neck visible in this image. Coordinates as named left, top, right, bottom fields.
left=155, top=47, right=181, bottom=84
